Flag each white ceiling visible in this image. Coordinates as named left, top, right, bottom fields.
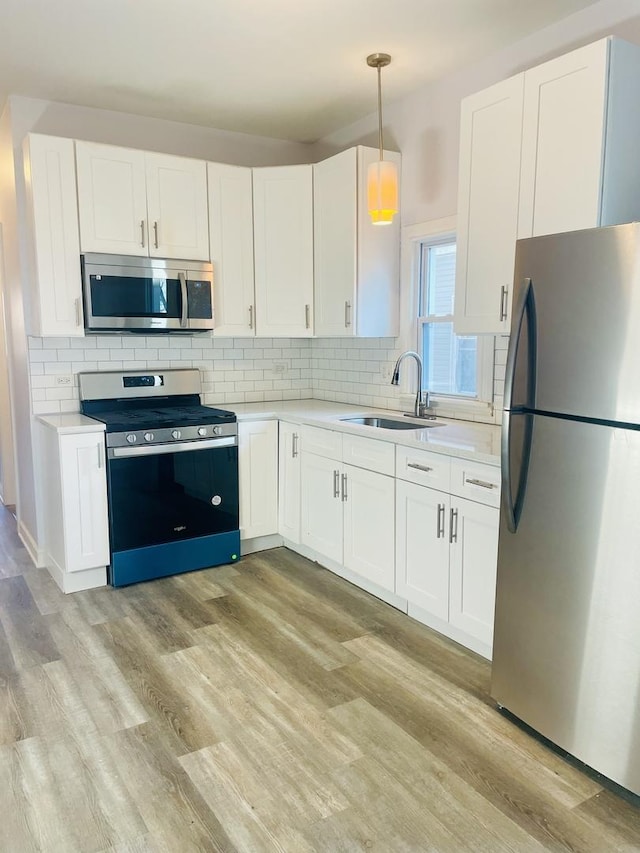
left=1, top=0, right=599, bottom=143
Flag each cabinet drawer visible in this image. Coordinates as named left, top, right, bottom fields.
left=396, top=446, right=450, bottom=492
left=300, top=425, right=342, bottom=460
left=342, top=434, right=395, bottom=476
left=450, top=458, right=501, bottom=507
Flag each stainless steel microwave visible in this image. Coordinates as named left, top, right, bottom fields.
left=81, top=254, right=214, bottom=333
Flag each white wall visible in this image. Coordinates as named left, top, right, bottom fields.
left=0, top=229, right=16, bottom=505
left=312, top=0, right=640, bottom=226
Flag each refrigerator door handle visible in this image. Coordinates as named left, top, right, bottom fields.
left=502, top=278, right=536, bottom=533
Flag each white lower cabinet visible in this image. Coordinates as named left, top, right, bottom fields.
left=238, top=420, right=278, bottom=540
left=300, top=451, right=343, bottom=563
left=448, top=497, right=499, bottom=649
left=395, top=480, right=449, bottom=620
left=395, top=447, right=500, bottom=658
left=278, top=422, right=301, bottom=544
left=299, top=428, right=396, bottom=595
left=39, top=421, right=110, bottom=593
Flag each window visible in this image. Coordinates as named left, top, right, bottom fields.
left=417, top=235, right=493, bottom=404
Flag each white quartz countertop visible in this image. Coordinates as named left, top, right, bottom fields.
left=230, top=400, right=501, bottom=465
left=37, top=413, right=106, bottom=434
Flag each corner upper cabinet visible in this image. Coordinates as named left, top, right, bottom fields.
left=22, top=134, right=84, bottom=337
left=455, top=37, right=640, bottom=336
left=313, top=146, right=400, bottom=337
left=76, top=142, right=209, bottom=260
left=253, top=165, right=314, bottom=337
left=208, top=163, right=256, bottom=336
left=454, top=75, right=525, bottom=336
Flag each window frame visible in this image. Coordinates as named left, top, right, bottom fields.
left=398, top=218, right=494, bottom=418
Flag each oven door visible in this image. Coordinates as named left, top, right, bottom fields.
left=82, top=256, right=214, bottom=333
left=106, top=438, right=239, bottom=585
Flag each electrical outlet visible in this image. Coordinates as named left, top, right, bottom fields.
left=380, top=364, right=393, bottom=381
left=55, top=375, right=73, bottom=387
left=272, top=361, right=288, bottom=376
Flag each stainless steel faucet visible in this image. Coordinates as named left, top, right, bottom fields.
left=390, top=350, right=434, bottom=419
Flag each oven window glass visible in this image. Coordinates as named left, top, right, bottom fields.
left=89, top=274, right=181, bottom=318
left=108, top=446, right=239, bottom=553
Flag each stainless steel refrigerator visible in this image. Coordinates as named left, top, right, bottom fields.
left=491, top=222, right=640, bottom=796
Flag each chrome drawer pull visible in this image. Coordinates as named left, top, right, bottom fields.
left=292, top=433, right=299, bottom=458
left=408, top=462, right=433, bottom=473
left=465, top=477, right=496, bottom=490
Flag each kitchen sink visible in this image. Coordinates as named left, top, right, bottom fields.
left=340, top=416, right=443, bottom=430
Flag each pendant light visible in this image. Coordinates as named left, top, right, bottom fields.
left=366, top=52, right=398, bottom=225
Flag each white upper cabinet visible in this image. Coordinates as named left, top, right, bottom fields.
left=23, top=134, right=84, bottom=337
left=455, top=36, right=640, bottom=336
left=253, top=164, right=314, bottom=337
left=76, top=142, right=209, bottom=260
left=208, top=163, right=256, bottom=336
left=76, top=142, right=149, bottom=256
left=145, top=152, right=209, bottom=260
left=454, top=75, right=525, bottom=336
left=314, top=146, right=400, bottom=337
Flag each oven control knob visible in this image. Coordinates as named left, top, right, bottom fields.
left=213, top=426, right=222, bottom=435
left=144, top=432, right=154, bottom=442
left=171, top=430, right=181, bottom=440
left=126, top=434, right=137, bottom=444
left=198, top=427, right=207, bottom=436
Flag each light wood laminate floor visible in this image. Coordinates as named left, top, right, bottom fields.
left=0, top=506, right=639, bottom=852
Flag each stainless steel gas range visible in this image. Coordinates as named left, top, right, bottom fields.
left=79, top=368, right=240, bottom=587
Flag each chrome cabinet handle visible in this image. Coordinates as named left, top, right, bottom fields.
left=499, top=285, right=508, bottom=321
left=140, top=219, right=146, bottom=248
left=74, top=297, right=82, bottom=327
left=305, top=304, right=311, bottom=329
left=345, top=301, right=351, bottom=328
left=333, top=469, right=340, bottom=498
left=97, top=442, right=105, bottom=469
left=449, top=507, right=459, bottom=544
left=153, top=220, right=159, bottom=249
left=292, top=433, right=299, bottom=458
left=341, top=473, right=348, bottom=502
left=465, top=477, right=496, bottom=490
left=249, top=305, right=254, bottom=329
left=408, top=462, right=433, bottom=473
left=437, top=503, right=445, bottom=539
left=178, top=272, right=188, bottom=328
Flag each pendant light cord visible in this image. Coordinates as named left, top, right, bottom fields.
left=377, top=65, right=384, bottom=161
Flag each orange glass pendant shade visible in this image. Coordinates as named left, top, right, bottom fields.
left=367, top=159, right=398, bottom=225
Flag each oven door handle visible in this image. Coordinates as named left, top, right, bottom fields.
left=109, top=436, right=237, bottom=458
left=178, top=271, right=188, bottom=329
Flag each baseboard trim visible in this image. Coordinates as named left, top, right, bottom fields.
left=408, top=602, right=492, bottom=660
left=46, top=557, right=107, bottom=594
left=17, top=520, right=45, bottom=569
left=241, top=533, right=284, bottom=555
left=282, top=539, right=408, bottom=611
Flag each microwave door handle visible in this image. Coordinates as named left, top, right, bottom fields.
left=178, top=272, right=188, bottom=328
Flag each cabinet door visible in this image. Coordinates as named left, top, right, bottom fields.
left=208, top=163, right=255, bottom=336
left=300, top=453, right=343, bottom=563
left=23, top=134, right=84, bottom=337
left=449, top=497, right=499, bottom=648
left=518, top=39, right=608, bottom=239
left=313, top=149, right=357, bottom=337
left=253, top=165, right=314, bottom=337
left=343, top=464, right=395, bottom=592
left=146, top=152, right=209, bottom=260
left=278, top=422, right=301, bottom=544
left=59, top=433, right=109, bottom=572
left=395, top=480, right=449, bottom=619
left=75, top=142, right=148, bottom=256
left=454, top=74, right=524, bottom=335
left=238, top=421, right=278, bottom=540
